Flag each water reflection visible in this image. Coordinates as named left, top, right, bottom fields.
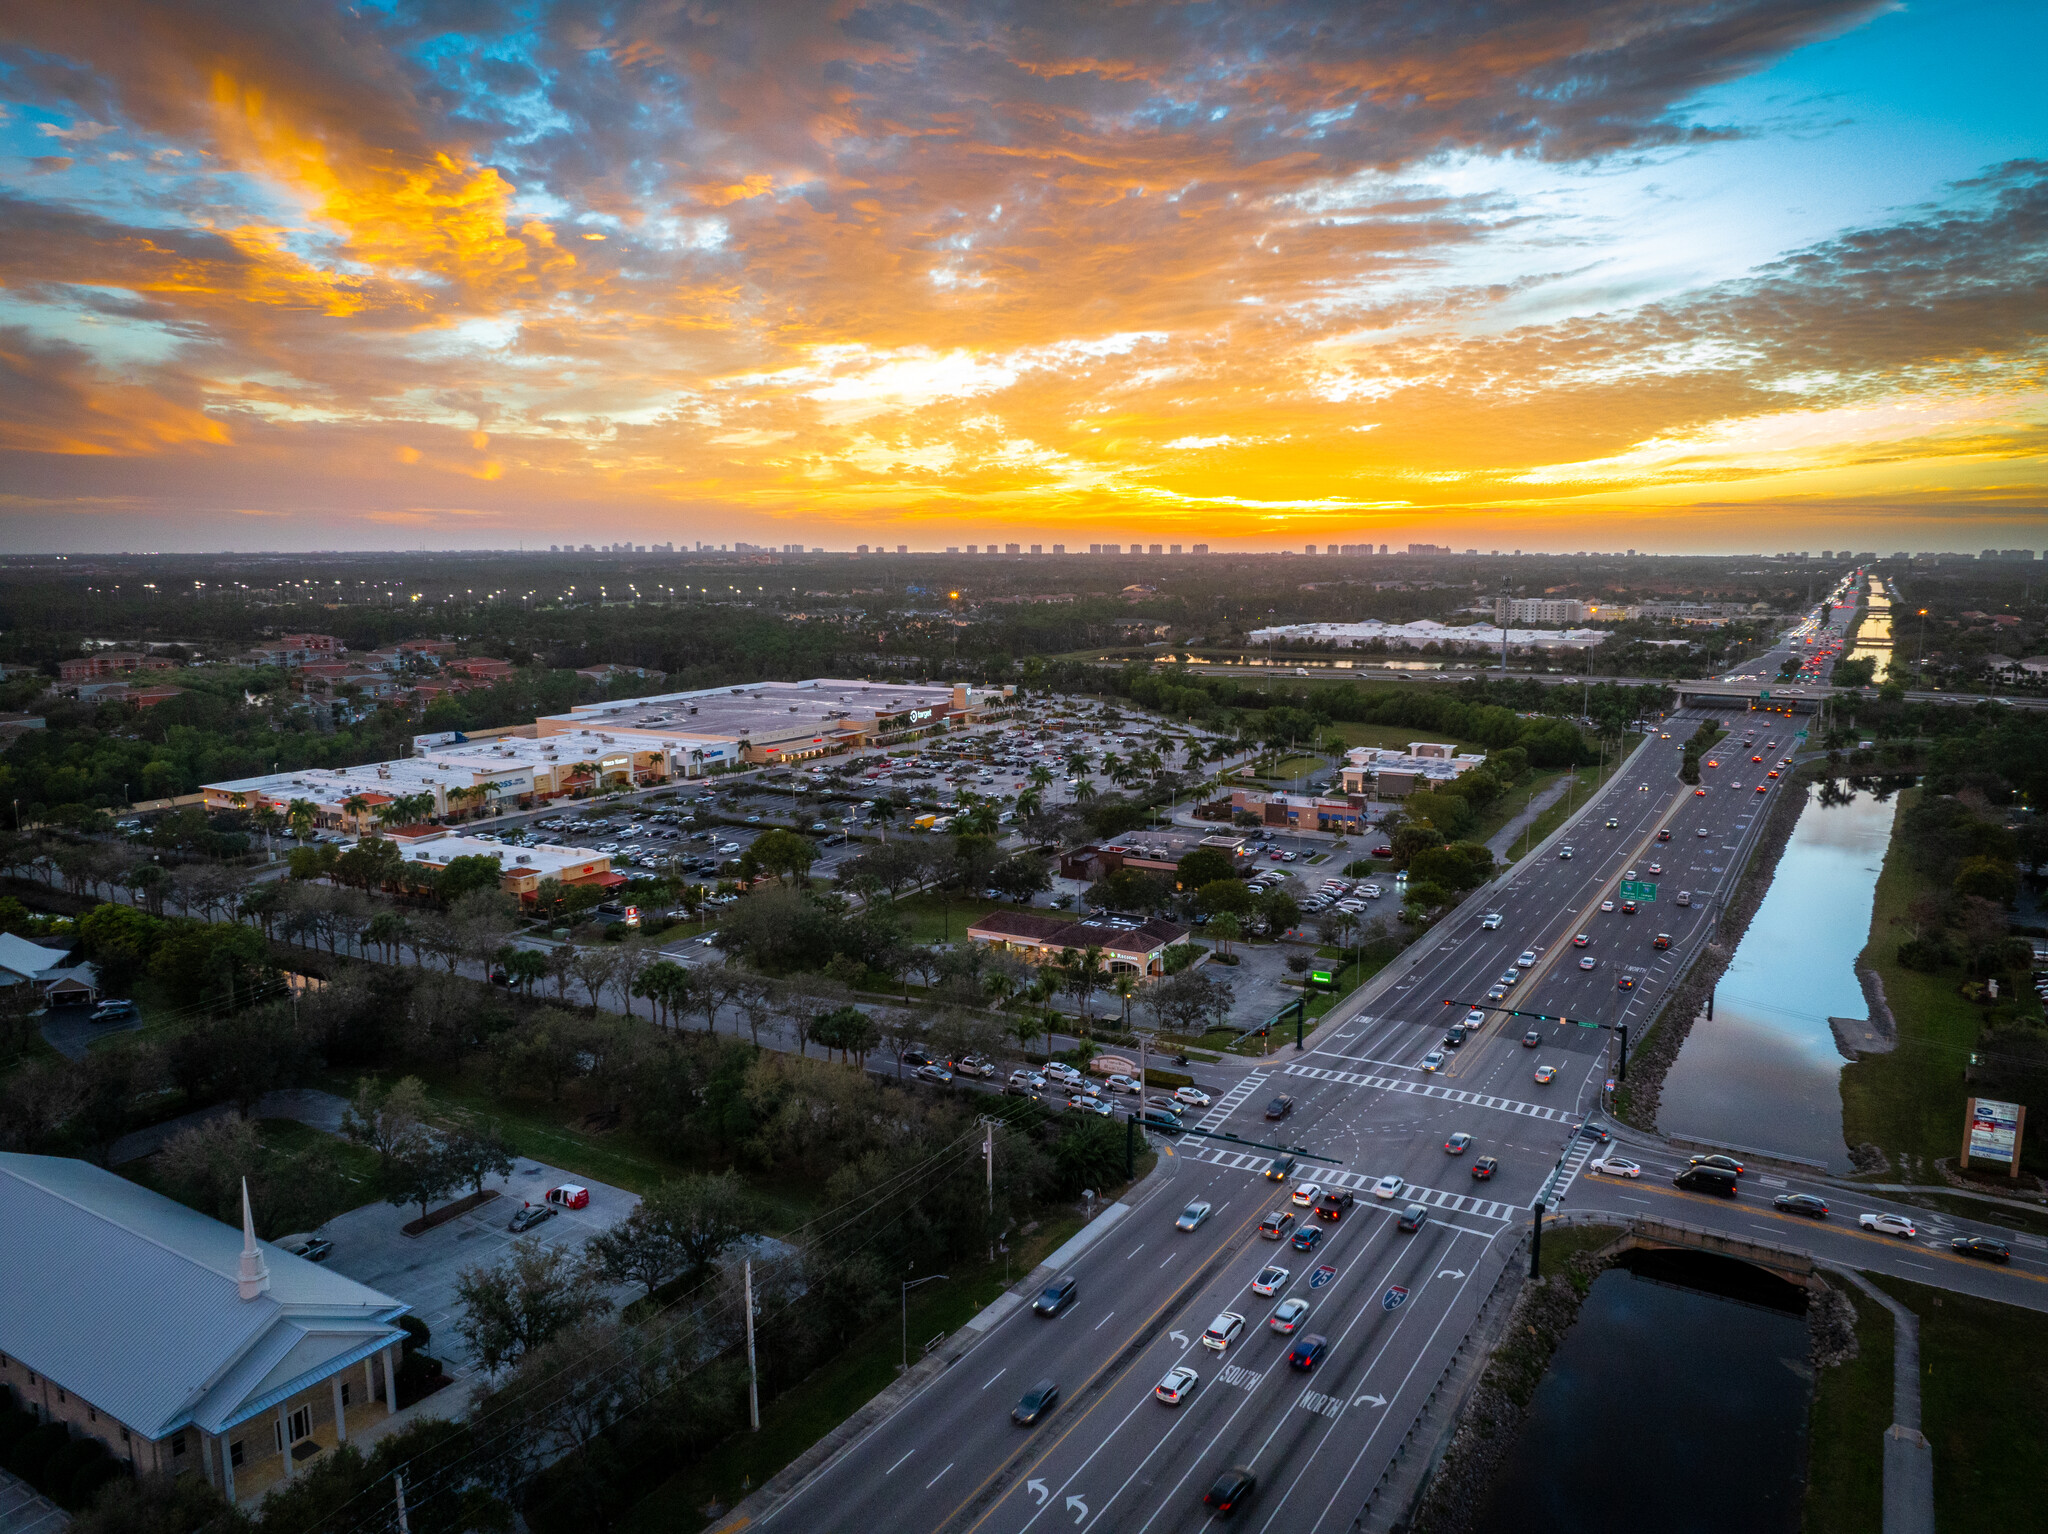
left=1659, top=782, right=1899, bottom=1169
left=1476, top=1252, right=1810, bottom=1534
left=1848, top=574, right=1893, bottom=680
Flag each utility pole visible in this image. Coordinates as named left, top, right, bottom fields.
left=744, top=1259, right=760, bottom=1430
left=984, top=1121, right=995, bottom=1262
left=395, top=1474, right=410, bottom=1534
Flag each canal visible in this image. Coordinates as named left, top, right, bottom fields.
left=1475, top=1250, right=1811, bottom=1534
left=1848, top=575, right=1893, bottom=680
left=1657, top=778, right=1899, bottom=1171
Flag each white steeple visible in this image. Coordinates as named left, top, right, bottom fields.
left=236, top=1178, right=270, bottom=1300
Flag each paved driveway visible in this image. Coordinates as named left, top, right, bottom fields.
left=0, top=1472, right=65, bottom=1534
left=320, top=1161, right=641, bottom=1368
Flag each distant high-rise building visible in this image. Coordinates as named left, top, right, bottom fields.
left=1089, top=544, right=1102, bottom=554
left=1030, top=544, right=1043, bottom=555
left=1305, top=545, right=1316, bottom=555
left=966, top=545, right=977, bottom=554
left=897, top=545, right=907, bottom=554
left=1170, top=544, right=1182, bottom=554
left=857, top=544, right=869, bottom=554
left=1192, top=544, right=1209, bottom=554
left=1007, top=543, right=1020, bottom=554
left=1105, top=544, right=1122, bottom=554
left=1052, top=544, right=1065, bottom=554
left=947, top=546, right=960, bottom=554
left=1149, top=543, right=1162, bottom=554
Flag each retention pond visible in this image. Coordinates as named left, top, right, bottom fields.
left=1475, top=1250, right=1811, bottom=1534
left=1658, top=779, right=1899, bottom=1170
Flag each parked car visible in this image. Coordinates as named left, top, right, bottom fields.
left=508, top=1203, right=556, bottom=1233
left=89, top=999, right=138, bottom=1024
left=544, top=1184, right=589, bottom=1210
left=279, top=1234, right=333, bottom=1263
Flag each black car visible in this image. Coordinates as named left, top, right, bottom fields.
left=1314, top=1188, right=1355, bottom=1220
left=1442, top=1026, right=1466, bottom=1048
left=1687, top=1153, right=1745, bottom=1176
left=1265, top=1095, right=1295, bottom=1120
left=1033, top=1275, right=1078, bottom=1316
left=1139, top=1108, right=1185, bottom=1134
left=901, top=1049, right=937, bottom=1068
left=1286, top=1334, right=1328, bottom=1370
left=1951, top=1235, right=2012, bottom=1263
left=1574, top=1121, right=1611, bottom=1144
left=1204, top=1467, right=1257, bottom=1515
left=1264, top=1154, right=1296, bottom=1182
left=1773, top=1193, right=1829, bottom=1218
left=1012, top=1379, right=1060, bottom=1425
left=1396, top=1203, right=1428, bottom=1233
left=89, top=999, right=139, bottom=1024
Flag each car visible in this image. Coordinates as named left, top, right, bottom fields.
left=1694, top=787, right=1707, bottom=796
left=1600, top=899, right=1616, bottom=912
left=1488, top=985, right=1511, bottom=1003
left=1757, top=784, right=1768, bottom=794
left=1470, top=1155, right=1499, bottom=1181
left=1421, top=1050, right=1445, bottom=1072
left=1623, top=869, right=1637, bottom=881
left=1443, top=1026, right=1467, bottom=1049
left=1647, top=863, right=1663, bottom=875
left=1575, top=1121, right=1611, bottom=1143
left=1044, top=1062, right=1083, bottom=1085
left=1291, top=1182, right=1321, bottom=1207
left=1033, top=1275, right=1078, bottom=1316
left=1104, top=1073, right=1141, bottom=1095
left=1768, top=770, right=1781, bottom=779
left=1516, top=950, right=1537, bottom=968
left=1286, top=1334, right=1329, bottom=1370
left=1752, top=755, right=1763, bottom=763
left=280, top=1234, right=334, bottom=1262
left=1259, top=1210, right=1296, bottom=1239
left=1010, top=1069, right=1048, bottom=1089
left=545, top=1184, right=589, bottom=1210
left=1579, top=956, right=1597, bottom=971
left=1013, top=1379, right=1060, bottom=1425
left=1620, top=900, right=1638, bottom=915
left=1605, top=817, right=1619, bottom=829
left=1265, top=1095, right=1295, bottom=1120
left=1250, top=1264, right=1291, bottom=1296
left=1522, top=1028, right=1541, bottom=1047
left=953, top=1055, right=996, bottom=1078
left=89, top=999, right=138, bottom=1024
left=1204, top=1466, right=1257, bottom=1514
left=1154, top=1365, right=1200, bottom=1405
left=1481, top=913, right=1503, bottom=929
left=1657, top=828, right=1673, bottom=842
left=1176, top=1201, right=1213, bottom=1232
left=1290, top=1224, right=1324, bottom=1252
left=1951, top=1235, right=2012, bottom=1263
left=1070, top=1095, right=1114, bottom=1117
left=1859, top=1212, right=1918, bottom=1238
left=915, top=1063, right=955, bottom=1084
left=1572, top=933, right=1591, bottom=948
left=1464, top=1009, right=1486, bottom=1028
left=1498, top=970, right=1520, bottom=987
left=1265, top=1154, right=1296, bottom=1181
left=1396, top=1203, right=1428, bottom=1233
left=1201, top=1312, right=1246, bottom=1351
left=1444, top=1132, right=1473, bottom=1155
left=1557, top=847, right=1574, bottom=860
left=901, top=1048, right=937, bottom=1069
left=508, top=1202, right=556, bottom=1233
left=1774, top=1193, right=1829, bottom=1218
left=1314, top=1188, right=1355, bottom=1220
left=1617, top=975, right=1636, bottom=990
left=1173, top=1086, right=1212, bottom=1107
left=1653, top=933, right=1671, bottom=949
left=1372, top=1172, right=1405, bottom=1199
left=1589, top=1156, right=1641, bottom=1179
left=1697, top=826, right=1710, bottom=837
left=1688, top=1153, right=1745, bottom=1176
left=1534, top=1064, right=1557, bottom=1084
left=1269, top=1296, right=1312, bottom=1334
left=1373, top=845, right=1393, bottom=857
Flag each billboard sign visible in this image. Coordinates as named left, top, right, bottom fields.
left=1963, top=1097, right=2024, bottom=1171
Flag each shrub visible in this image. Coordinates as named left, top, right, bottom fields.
left=1896, top=936, right=1954, bottom=972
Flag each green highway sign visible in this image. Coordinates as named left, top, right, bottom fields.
left=1618, top=880, right=1658, bottom=902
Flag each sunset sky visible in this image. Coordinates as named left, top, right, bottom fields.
left=1, top=0, right=2043, bottom=553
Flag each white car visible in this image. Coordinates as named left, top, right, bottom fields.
left=1201, top=1312, right=1246, bottom=1351
left=1516, top=951, right=1538, bottom=968
left=1372, top=1172, right=1405, bottom=1199
left=1421, top=1050, right=1445, bottom=1072
left=1176, top=1201, right=1212, bottom=1232
left=1859, top=1212, right=1918, bottom=1238
left=1480, top=913, right=1503, bottom=929
left=1104, top=1074, right=1142, bottom=1095
left=1173, top=1086, right=1212, bottom=1107
left=1154, top=1364, right=1200, bottom=1405
left=1463, top=1009, right=1486, bottom=1028
left=1590, top=1156, right=1641, bottom=1179
left=1250, top=1265, right=1290, bottom=1296
left=1045, top=1063, right=1083, bottom=1086
left=1290, top=1182, right=1321, bottom=1207
left=1069, top=1095, right=1113, bottom=1117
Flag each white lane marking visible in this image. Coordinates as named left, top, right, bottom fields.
left=1126, top=1244, right=1145, bottom=1259
left=887, top=1449, right=916, bottom=1474
left=982, top=1368, right=1006, bottom=1391
left=1094, top=1311, right=1115, bottom=1330
left=926, top=1462, right=953, bottom=1489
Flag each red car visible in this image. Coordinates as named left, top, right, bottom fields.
left=1372, top=845, right=1393, bottom=857
left=544, top=1184, right=590, bottom=1210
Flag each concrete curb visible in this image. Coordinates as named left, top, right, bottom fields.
left=1825, top=1266, right=1933, bottom=1534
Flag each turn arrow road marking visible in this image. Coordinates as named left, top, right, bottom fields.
left=1065, top=1495, right=1089, bottom=1523
left=1025, top=1479, right=1049, bottom=1506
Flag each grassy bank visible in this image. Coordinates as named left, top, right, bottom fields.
left=1502, top=736, right=1644, bottom=864
left=1871, top=1273, right=2048, bottom=1529
left=1839, top=787, right=1981, bottom=1174
left=618, top=1210, right=1090, bottom=1534
left=1536, top=1221, right=1617, bottom=1278
left=1803, top=1283, right=1892, bottom=1534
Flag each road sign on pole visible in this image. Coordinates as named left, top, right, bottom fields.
left=1618, top=880, right=1657, bottom=902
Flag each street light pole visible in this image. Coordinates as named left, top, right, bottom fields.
left=901, top=1274, right=948, bottom=1373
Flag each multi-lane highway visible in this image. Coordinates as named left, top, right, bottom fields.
left=742, top=595, right=2048, bottom=1534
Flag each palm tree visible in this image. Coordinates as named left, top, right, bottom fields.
left=1027, top=764, right=1054, bottom=791
left=1111, top=971, right=1139, bottom=1031
left=1100, top=751, right=1124, bottom=785
left=1065, top=750, right=1091, bottom=778
left=1074, top=779, right=1098, bottom=805
left=1060, top=944, right=1106, bottom=1034
left=341, top=794, right=372, bottom=831
left=1015, top=787, right=1042, bottom=819
left=1210, top=911, right=1243, bottom=959
left=286, top=798, right=318, bottom=841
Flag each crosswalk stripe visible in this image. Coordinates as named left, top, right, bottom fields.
left=1282, top=1062, right=1567, bottom=1122
left=1181, top=1145, right=1512, bottom=1222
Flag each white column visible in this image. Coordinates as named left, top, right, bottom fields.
left=200, top=1433, right=218, bottom=1489
left=381, top=1346, right=398, bottom=1418
left=364, top=1358, right=377, bottom=1405
left=331, top=1377, right=347, bottom=1444
left=220, top=1439, right=236, bottom=1504
left=277, top=1406, right=295, bottom=1479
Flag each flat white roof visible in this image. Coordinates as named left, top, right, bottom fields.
left=395, top=833, right=610, bottom=879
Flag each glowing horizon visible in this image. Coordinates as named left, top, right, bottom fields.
left=1, top=0, right=2044, bottom=553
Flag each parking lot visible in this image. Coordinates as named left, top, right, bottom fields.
left=321, top=1160, right=642, bottom=1369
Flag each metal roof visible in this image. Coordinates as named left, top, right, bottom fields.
left=0, top=1155, right=407, bottom=1441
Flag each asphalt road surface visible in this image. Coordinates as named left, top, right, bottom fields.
left=752, top=596, right=2048, bottom=1534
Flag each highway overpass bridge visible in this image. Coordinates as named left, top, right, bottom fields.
left=1672, top=681, right=1829, bottom=713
